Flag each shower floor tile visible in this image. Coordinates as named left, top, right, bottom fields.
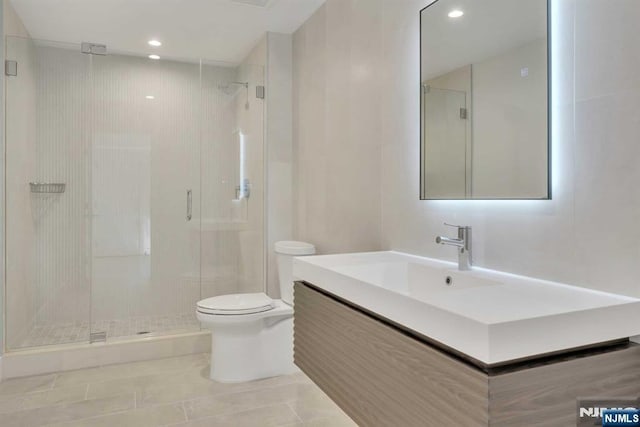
left=19, top=313, right=200, bottom=348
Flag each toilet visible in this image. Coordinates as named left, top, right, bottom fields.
left=196, top=241, right=316, bottom=383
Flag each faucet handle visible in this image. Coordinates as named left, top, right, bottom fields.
left=444, top=222, right=471, bottom=230
left=444, top=222, right=462, bottom=229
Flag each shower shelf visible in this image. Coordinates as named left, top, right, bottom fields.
left=29, top=182, right=66, bottom=194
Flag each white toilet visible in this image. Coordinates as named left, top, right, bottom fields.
left=196, top=241, right=316, bottom=383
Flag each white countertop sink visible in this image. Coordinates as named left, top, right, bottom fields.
left=293, top=251, right=640, bottom=366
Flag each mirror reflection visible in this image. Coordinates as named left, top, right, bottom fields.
left=420, top=0, right=549, bottom=200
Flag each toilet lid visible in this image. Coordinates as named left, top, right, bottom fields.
left=197, top=293, right=275, bottom=315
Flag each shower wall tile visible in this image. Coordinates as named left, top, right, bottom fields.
left=0, top=1, right=35, bottom=353
left=33, top=46, right=92, bottom=328
left=5, top=35, right=38, bottom=348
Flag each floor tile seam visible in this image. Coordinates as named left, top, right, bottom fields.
left=61, top=365, right=203, bottom=388
left=39, top=404, right=143, bottom=427
left=1, top=384, right=82, bottom=404
left=82, top=376, right=211, bottom=397
left=286, top=398, right=344, bottom=424
left=21, top=394, right=91, bottom=413
left=0, top=381, right=57, bottom=399
left=181, top=398, right=306, bottom=423
left=149, top=385, right=292, bottom=410
left=0, top=391, right=137, bottom=419
left=186, top=377, right=310, bottom=401
left=285, top=400, right=305, bottom=424
left=53, top=400, right=195, bottom=427
left=180, top=401, right=188, bottom=423
left=132, top=373, right=310, bottom=407
left=50, top=374, right=59, bottom=390
left=94, top=353, right=209, bottom=372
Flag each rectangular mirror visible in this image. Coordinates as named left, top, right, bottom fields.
left=420, top=0, right=550, bottom=200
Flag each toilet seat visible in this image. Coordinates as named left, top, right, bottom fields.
left=197, top=292, right=275, bottom=315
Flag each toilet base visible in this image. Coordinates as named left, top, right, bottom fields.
left=199, top=301, right=297, bottom=383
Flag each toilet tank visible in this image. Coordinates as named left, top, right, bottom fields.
left=275, top=241, right=316, bottom=306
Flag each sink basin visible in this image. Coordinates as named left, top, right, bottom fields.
left=293, top=251, right=640, bottom=366
left=332, top=261, right=501, bottom=296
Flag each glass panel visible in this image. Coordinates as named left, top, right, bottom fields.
left=200, top=63, right=265, bottom=299
left=422, top=87, right=468, bottom=199
left=5, top=37, right=92, bottom=349
left=89, top=53, right=202, bottom=340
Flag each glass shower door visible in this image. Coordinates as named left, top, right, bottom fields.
left=4, top=38, right=265, bottom=350
left=5, top=36, right=93, bottom=349
left=88, top=53, right=202, bottom=341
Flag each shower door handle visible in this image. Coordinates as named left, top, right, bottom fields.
left=186, top=189, right=192, bottom=221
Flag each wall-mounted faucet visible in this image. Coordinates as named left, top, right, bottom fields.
left=435, top=223, right=472, bottom=271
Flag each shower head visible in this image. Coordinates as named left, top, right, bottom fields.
left=217, top=81, right=249, bottom=95
left=217, top=81, right=250, bottom=109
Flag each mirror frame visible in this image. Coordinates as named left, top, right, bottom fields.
left=419, top=0, right=552, bottom=201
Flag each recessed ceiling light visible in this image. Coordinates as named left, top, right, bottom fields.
left=148, top=40, right=162, bottom=47
left=448, top=9, right=464, bottom=18
left=145, top=95, right=155, bottom=100
left=148, top=54, right=160, bottom=60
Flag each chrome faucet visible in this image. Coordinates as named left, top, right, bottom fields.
left=435, top=223, right=472, bottom=271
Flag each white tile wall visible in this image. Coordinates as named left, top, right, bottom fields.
left=293, top=0, right=384, bottom=255
left=471, top=38, right=548, bottom=199
left=266, top=33, right=294, bottom=298
left=293, top=0, right=640, bottom=298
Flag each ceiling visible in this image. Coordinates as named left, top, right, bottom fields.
left=10, top=0, right=325, bottom=64
left=421, top=0, right=547, bottom=79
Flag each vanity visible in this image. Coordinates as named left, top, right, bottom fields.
left=292, top=252, right=640, bottom=426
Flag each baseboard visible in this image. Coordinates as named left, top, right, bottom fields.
left=1, top=331, right=211, bottom=380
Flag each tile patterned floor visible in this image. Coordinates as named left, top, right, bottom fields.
left=19, top=314, right=200, bottom=348
left=0, top=353, right=357, bottom=427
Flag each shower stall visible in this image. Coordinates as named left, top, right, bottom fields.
left=3, top=35, right=265, bottom=351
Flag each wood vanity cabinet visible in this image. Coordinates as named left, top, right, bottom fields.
left=293, top=281, right=640, bottom=427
